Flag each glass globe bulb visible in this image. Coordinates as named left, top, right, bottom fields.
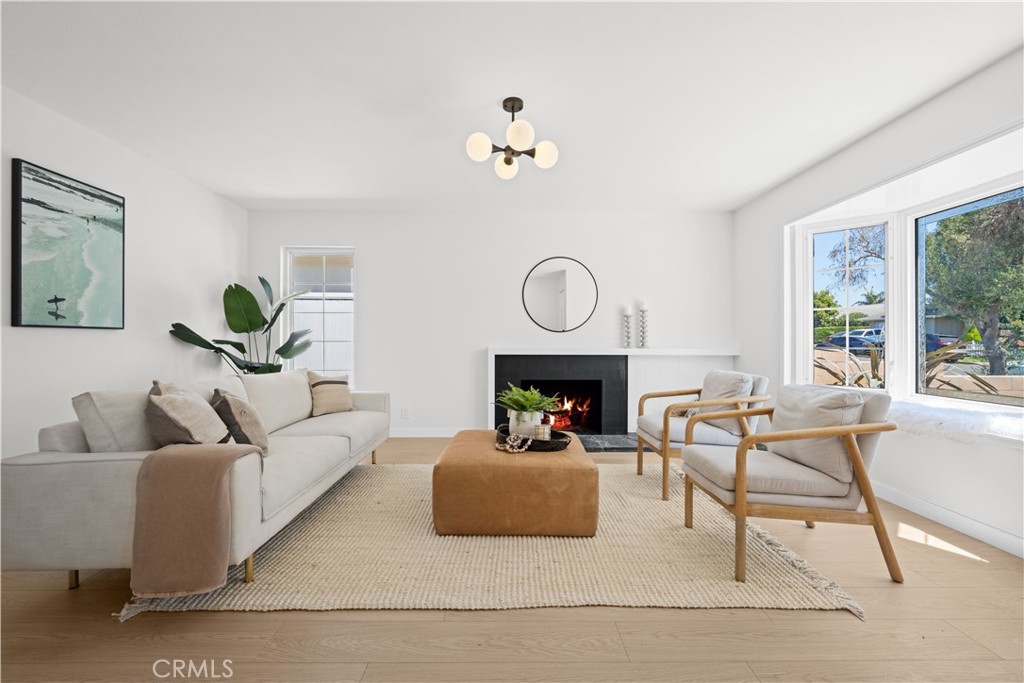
left=465, top=132, right=493, bottom=162
left=494, top=156, right=519, bottom=180
left=505, top=119, right=535, bottom=151
left=532, top=140, right=559, bottom=169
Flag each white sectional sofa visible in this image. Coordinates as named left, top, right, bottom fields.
left=1, top=370, right=390, bottom=583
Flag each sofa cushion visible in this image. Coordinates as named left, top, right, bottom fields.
left=697, top=371, right=755, bottom=436
left=145, top=381, right=230, bottom=447
left=240, top=370, right=312, bottom=432
left=211, top=389, right=269, bottom=454
left=770, top=385, right=865, bottom=483
left=681, top=444, right=851, bottom=497
left=183, top=376, right=248, bottom=402
left=308, top=371, right=354, bottom=416
left=271, top=411, right=390, bottom=450
left=72, top=390, right=157, bottom=453
left=260, top=435, right=350, bottom=519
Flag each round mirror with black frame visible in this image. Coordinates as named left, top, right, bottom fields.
left=522, top=256, right=598, bottom=332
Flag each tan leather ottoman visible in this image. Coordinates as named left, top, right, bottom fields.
left=432, top=429, right=599, bottom=536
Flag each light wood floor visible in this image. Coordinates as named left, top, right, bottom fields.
left=2, top=437, right=1022, bottom=683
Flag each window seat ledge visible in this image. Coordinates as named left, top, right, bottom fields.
left=888, top=400, right=1023, bottom=445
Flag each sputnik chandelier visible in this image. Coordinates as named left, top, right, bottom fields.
left=465, top=96, right=559, bottom=180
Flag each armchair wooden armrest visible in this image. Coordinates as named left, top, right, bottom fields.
left=637, top=387, right=701, bottom=416
left=684, top=406, right=774, bottom=444
left=735, top=421, right=897, bottom=453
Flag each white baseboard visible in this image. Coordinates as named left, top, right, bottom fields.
left=874, top=482, right=1023, bottom=558
left=388, top=427, right=462, bottom=438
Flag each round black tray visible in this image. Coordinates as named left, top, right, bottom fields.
left=496, top=424, right=571, bottom=452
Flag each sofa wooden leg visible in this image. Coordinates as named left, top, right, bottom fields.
left=805, top=520, right=816, bottom=529
left=67, top=570, right=80, bottom=590
left=636, top=439, right=644, bottom=475
left=371, top=450, right=377, bottom=465
left=244, top=555, right=254, bottom=583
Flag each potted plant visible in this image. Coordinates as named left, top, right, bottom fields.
left=169, top=276, right=312, bottom=374
left=495, top=383, right=561, bottom=437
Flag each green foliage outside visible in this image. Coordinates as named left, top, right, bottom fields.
left=813, top=290, right=841, bottom=327
left=924, top=193, right=1024, bottom=376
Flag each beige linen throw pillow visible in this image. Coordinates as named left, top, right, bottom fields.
left=145, top=380, right=230, bottom=446
left=308, top=371, right=354, bottom=416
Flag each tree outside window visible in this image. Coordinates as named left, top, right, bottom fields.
left=916, top=188, right=1024, bottom=406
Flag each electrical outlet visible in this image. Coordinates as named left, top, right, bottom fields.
left=401, top=407, right=410, bottom=419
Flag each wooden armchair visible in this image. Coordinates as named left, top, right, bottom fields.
left=680, top=384, right=902, bottom=583
left=636, top=371, right=770, bottom=500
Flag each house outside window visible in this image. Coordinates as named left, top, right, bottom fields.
left=915, top=188, right=1024, bottom=406
left=284, top=247, right=355, bottom=384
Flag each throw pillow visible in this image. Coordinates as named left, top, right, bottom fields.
left=308, top=371, right=354, bottom=416
left=769, top=385, right=865, bottom=483
left=211, top=389, right=270, bottom=455
left=145, top=380, right=231, bottom=447
left=697, top=371, right=755, bottom=436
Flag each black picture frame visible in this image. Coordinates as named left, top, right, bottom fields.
left=12, top=159, right=125, bottom=329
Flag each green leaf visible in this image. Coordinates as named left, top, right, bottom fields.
left=212, top=338, right=248, bottom=355
left=276, top=330, right=311, bottom=358
left=169, top=323, right=217, bottom=350
left=253, top=363, right=283, bottom=374
left=258, top=276, right=274, bottom=307
left=263, top=290, right=308, bottom=333
left=280, top=339, right=312, bottom=360
left=223, top=284, right=268, bottom=334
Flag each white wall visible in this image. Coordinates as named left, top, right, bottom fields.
left=249, top=210, right=734, bottom=435
left=1, top=89, right=249, bottom=456
left=732, top=51, right=1024, bottom=555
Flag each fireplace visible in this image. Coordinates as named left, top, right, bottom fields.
left=493, top=355, right=627, bottom=434
left=522, top=379, right=602, bottom=434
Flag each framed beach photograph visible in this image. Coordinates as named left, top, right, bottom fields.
left=12, top=159, right=124, bottom=328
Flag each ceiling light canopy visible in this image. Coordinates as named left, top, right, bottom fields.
left=466, top=97, right=558, bottom=180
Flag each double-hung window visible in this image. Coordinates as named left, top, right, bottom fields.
left=284, top=248, right=355, bottom=384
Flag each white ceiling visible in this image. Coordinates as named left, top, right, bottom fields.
left=3, top=2, right=1022, bottom=212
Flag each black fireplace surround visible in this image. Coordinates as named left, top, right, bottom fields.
left=493, top=355, right=628, bottom=434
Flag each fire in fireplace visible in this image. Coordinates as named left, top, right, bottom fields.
left=521, top=379, right=602, bottom=434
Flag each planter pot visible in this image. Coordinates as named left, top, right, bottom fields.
left=508, top=410, right=544, bottom=437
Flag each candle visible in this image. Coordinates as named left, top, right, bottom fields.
left=624, top=306, right=634, bottom=315
left=639, top=300, right=649, bottom=311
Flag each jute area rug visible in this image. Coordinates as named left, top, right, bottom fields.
left=120, top=464, right=862, bottom=620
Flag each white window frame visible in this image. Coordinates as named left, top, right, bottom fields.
left=896, top=174, right=1023, bottom=406
left=790, top=214, right=895, bottom=389
left=281, top=246, right=356, bottom=383
left=788, top=172, right=1022, bottom=408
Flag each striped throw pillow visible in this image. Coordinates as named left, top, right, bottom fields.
left=308, top=371, right=354, bottom=416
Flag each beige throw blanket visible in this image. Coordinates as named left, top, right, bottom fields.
left=130, top=443, right=260, bottom=598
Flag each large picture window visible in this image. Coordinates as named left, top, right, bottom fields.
left=284, top=248, right=355, bottom=384
left=811, top=224, right=887, bottom=388
left=916, top=188, right=1024, bottom=406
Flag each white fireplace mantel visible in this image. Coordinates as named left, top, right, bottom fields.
left=486, top=346, right=741, bottom=431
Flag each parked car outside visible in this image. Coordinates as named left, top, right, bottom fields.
left=825, top=328, right=885, bottom=355
left=925, top=333, right=962, bottom=354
